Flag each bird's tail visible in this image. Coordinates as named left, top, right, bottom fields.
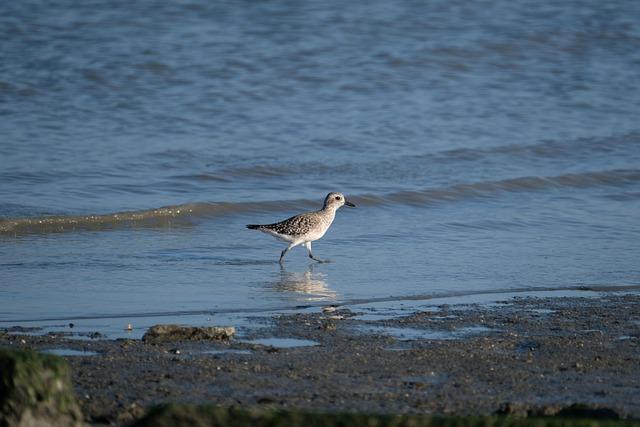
left=246, top=224, right=261, bottom=230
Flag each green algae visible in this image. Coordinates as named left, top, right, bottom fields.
left=0, top=347, right=84, bottom=427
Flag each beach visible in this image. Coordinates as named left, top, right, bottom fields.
left=2, top=291, right=639, bottom=425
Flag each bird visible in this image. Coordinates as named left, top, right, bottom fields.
left=246, top=192, right=356, bottom=264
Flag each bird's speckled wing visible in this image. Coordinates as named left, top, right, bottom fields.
left=258, top=212, right=321, bottom=236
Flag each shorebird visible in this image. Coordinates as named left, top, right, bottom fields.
left=246, top=192, right=356, bottom=263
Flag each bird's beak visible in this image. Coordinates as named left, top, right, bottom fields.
left=345, top=200, right=356, bottom=207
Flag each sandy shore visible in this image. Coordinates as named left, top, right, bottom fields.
left=2, top=292, right=639, bottom=425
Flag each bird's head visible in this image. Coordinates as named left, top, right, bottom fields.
left=323, top=192, right=356, bottom=210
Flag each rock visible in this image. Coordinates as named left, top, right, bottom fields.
left=554, top=404, right=620, bottom=419
left=142, top=325, right=235, bottom=343
left=116, top=402, right=145, bottom=425
left=495, top=402, right=530, bottom=416
left=0, top=347, right=85, bottom=427
left=320, top=321, right=337, bottom=331
left=130, top=404, right=223, bottom=427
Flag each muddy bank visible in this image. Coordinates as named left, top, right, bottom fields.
left=1, top=293, right=639, bottom=425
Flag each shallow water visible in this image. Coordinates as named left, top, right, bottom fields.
left=243, top=338, right=320, bottom=348
left=355, top=325, right=493, bottom=341
left=41, top=348, right=98, bottom=357
left=1, top=0, right=639, bottom=335
left=202, top=349, right=252, bottom=356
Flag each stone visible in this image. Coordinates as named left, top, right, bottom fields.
left=142, top=325, right=235, bottom=343
left=0, top=347, right=85, bottom=427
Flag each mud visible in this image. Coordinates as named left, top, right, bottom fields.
left=1, top=293, right=639, bottom=426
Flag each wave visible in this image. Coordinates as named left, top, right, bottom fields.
left=167, top=132, right=640, bottom=184
left=2, top=133, right=636, bottom=191
left=1, top=168, right=638, bottom=236
left=383, top=168, right=640, bottom=206
left=431, top=132, right=640, bottom=163
left=0, top=200, right=317, bottom=236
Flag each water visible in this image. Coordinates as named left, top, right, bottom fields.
left=243, top=338, right=319, bottom=348
left=41, top=348, right=98, bottom=357
left=202, top=349, right=252, bottom=356
left=355, top=325, right=493, bottom=341
left=1, top=1, right=639, bottom=335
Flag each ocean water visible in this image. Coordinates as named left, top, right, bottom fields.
left=1, top=0, right=640, bottom=335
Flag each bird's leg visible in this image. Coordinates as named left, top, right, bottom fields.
left=279, top=243, right=294, bottom=264
left=304, top=241, right=328, bottom=263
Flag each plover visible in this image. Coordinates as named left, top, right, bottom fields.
left=246, top=192, right=356, bottom=263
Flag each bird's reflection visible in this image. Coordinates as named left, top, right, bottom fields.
left=269, top=264, right=337, bottom=302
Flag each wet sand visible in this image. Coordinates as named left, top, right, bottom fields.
left=1, top=292, right=639, bottom=425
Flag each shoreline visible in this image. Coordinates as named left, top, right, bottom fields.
left=3, top=284, right=640, bottom=340
left=2, top=292, right=639, bottom=425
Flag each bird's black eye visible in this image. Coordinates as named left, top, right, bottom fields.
left=335, top=196, right=341, bottom=200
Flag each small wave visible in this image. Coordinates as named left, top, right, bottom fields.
left=181, top=133, right=640, bottom=184
left=2, top=169, right=638, bottom=236
left=218, top=162, right=329, bottom=179
left=429, top=132, right=640, bottom=164
left=171, top=173, right=230, bottom=182
left=380, top=169, right=640, bottom=206
left=601, top=191, right=640, bottom=202
left=0, top=200, right=317, bottom=236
